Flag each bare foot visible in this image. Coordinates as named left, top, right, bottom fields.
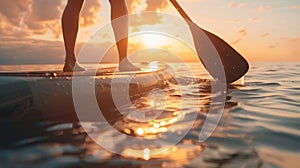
left=63, top=61, right=86, bottom=72
left=118, top=58, right=140, bottom=72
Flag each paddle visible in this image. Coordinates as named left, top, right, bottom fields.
left=169, top=0, right=249, bottom=83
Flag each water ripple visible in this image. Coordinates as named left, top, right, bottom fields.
left=0, top=62, right=300, bottom=167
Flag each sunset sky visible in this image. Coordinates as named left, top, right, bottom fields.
left=0, top=0, right=299, bottom=64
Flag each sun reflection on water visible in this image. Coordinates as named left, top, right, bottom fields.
left=106, top=77, right=212, bottom=161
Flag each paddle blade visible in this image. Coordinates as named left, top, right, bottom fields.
left=190, top=23, right=249, bottom=83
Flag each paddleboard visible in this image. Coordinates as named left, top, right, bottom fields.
left=0, top=62, right=173, bottom=121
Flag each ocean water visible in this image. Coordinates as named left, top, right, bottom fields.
left=0, top=62, right=299, bottom=168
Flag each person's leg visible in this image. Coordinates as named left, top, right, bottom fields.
left=62, top=0, right=86, bottom=72
left=109, top=0, right=140, bottom=71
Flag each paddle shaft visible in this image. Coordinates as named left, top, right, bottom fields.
left=169, top=0, right=194, bottom=23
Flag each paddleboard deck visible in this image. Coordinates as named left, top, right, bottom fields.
left=0, top=62, right=174, bottom=121
left=0, top=62, right=167, bottom=77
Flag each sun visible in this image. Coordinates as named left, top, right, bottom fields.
left=141, top=34, right=167, bottom=48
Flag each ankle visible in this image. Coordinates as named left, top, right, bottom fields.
left=65, top=53, right=76, bottom=63
left=65, top=58, right=76, bottom=64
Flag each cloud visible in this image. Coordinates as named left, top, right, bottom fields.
left=24, top=0, right=65, bottom=38
left=0, top=0, right=174, bottom=65
left=249, top=17, right=260, bottom=22
left=231, top=29, right=248, bottom=44
left=0, top=37, right=65, bottom=64
left=258, top=5, right=270, bottom=12
left=80, top=0, right=101, bottom=27
left=28, top=0, right=63, bottom=22
left=0, top=0, right=30, bottom=25
left=145, top=0, right=169, bottom=11
left=0, top=36, right=120, bottom=64
left=127, top=0, right=170, bottom=30
left=238, top=28, right=248, bottom=36
left=127, top=0, right=169, bottom=13
left=0, top=0, right=171, bottom=39
left=261, top=32, right=270, bottom=37
left=129, top=12, right=164, bottom=28
left=0, top=0, right=66, bottom=38
left=228, top=2, right=246, bottom=8
left=231, top=37, right=242, bottom=45
left=0, top=0, right=102, bottom=39
left=269, top=43, right=278, bottom=48
left=127, top=0, right=147, bottom=13
left=0, top=17, right=30, bottom=37
left=0, top=1, right=32, bottom=37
